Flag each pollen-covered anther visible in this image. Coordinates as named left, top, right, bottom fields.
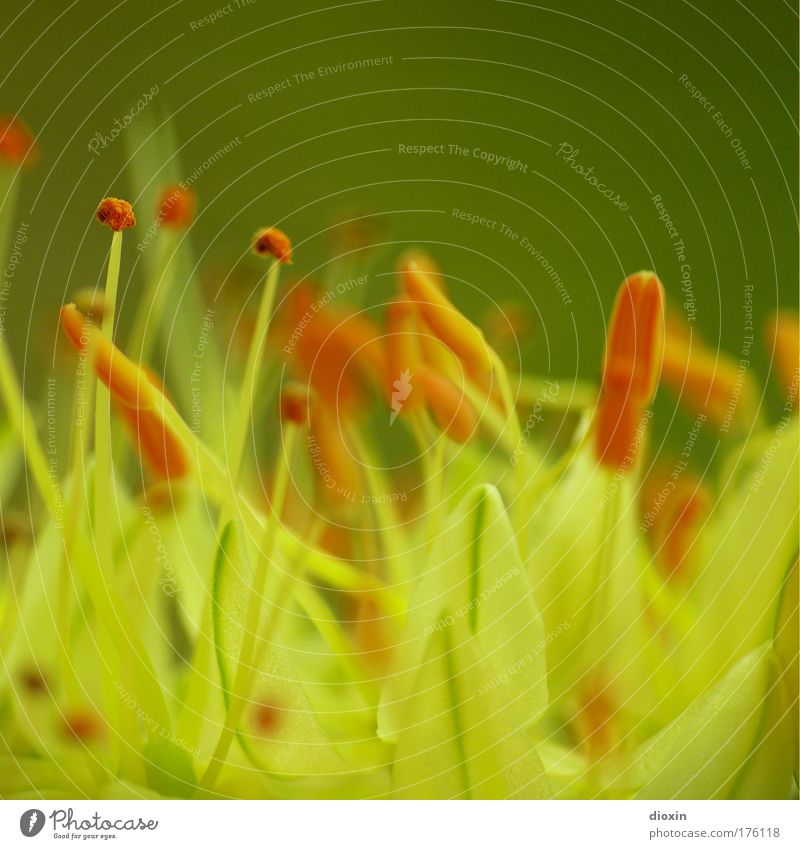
left=158, top=184, right=195, bottom=229
left=0, top=115, right=37, bottom=166
left=602, top=271, right=665, bottom=405
left=401, top=259, right=491, bottom=374
left=96, top=197, right=136, bottom=231
left=280, top=382, right=310, bottom=426
left=252, top=227, right=293, bottom=264
left=595, top=272, right=665, bottom=469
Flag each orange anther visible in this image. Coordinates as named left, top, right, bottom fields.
left=158, top=184, right=195, bottom=229
left=765, top=310, right=799, bottom=406
left=415, top=366, right=478, bottom=443
left=96, top=197, right=135, bottom=231
left=0, top=115, right=37, bottom=166
left=400, top=259, right=491, bottom=374
left=253, top=227, right=293, bottom=264
left=602, top=271, right=665, bottom=404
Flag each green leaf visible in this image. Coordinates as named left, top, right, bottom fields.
left=391, top=615, right=550, bottom=799
left=693, top=419, right=799, bottom=675
left=611, top=643, right=780, bottom=799
left=378, top=484, right=550, bottom=798
left=212, top=519, right=342, bottom=778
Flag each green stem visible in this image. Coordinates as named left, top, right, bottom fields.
left=228, top=261, right=280, bottom=483
left=127, top=230, right=177, bottom=365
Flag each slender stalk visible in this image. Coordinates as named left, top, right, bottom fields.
left=94, top=229, right=122, bottom=578
left=127, top=230, right=177, bottom=365
left=228, top=260, right=280, bottom=483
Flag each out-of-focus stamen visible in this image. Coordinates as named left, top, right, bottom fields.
left=158, top=184, right=195, bottom=229
left=253, top=226, right=293, bottom=264
left=0, top=116, right=37, bottom=166
left=765, top=310, right=799, bottom=407
left=416, top=365, right=477, bottom=444
left=660, top=309, right=758, bottom=430
left=401, top=259, right=491, bottom=374
left=595, top=273, right=664, bottom=469
left=602, top=271, right=665, bottom=405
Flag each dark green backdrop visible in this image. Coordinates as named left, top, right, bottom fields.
left=2, top=0, right=797, bottom=433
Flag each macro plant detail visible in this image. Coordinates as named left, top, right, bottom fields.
left=0, top=114, right=797, bottom=802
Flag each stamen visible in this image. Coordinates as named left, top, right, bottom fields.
left=386, top=298, right=423, bottom=416
left=602, top=271, right=665, bottom=405
left=765, top=310, right=799, bottom=406
left=252, top=226, right=293, bottom=264
left=416, top=365, right=477, bottom=443
left=0, top=115, right=37, bottom=166
left=60, top=305, right=189, bottom=479
left=279, top=382, right=310, bottom=426
left=401, top=259, right=491, bottom=374
left=661, top=309, right=757, bottom=430
left=648, top=476, right=711, bottom=580
left=96, top=197, right=136, bottom=231
left=158, top=184, right=195, bottom=229
left=595, top=272, right=664, bottom=468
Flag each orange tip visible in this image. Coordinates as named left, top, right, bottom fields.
left=96, top=197, right=136, bottom=231
left=0, top=115, right=37, bottom=166
left=253, top=227, right=293, bottom=264
left=602, top=271, right=665, bottom=405
left=401, top=259, right=491, bottom=374
left=158, top=184, right=195, bottom=229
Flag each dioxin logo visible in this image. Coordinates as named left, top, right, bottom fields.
left=19, top=809, right=45, bottom=837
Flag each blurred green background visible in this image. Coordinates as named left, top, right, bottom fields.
left=1, top=0, right=797, bottom=441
